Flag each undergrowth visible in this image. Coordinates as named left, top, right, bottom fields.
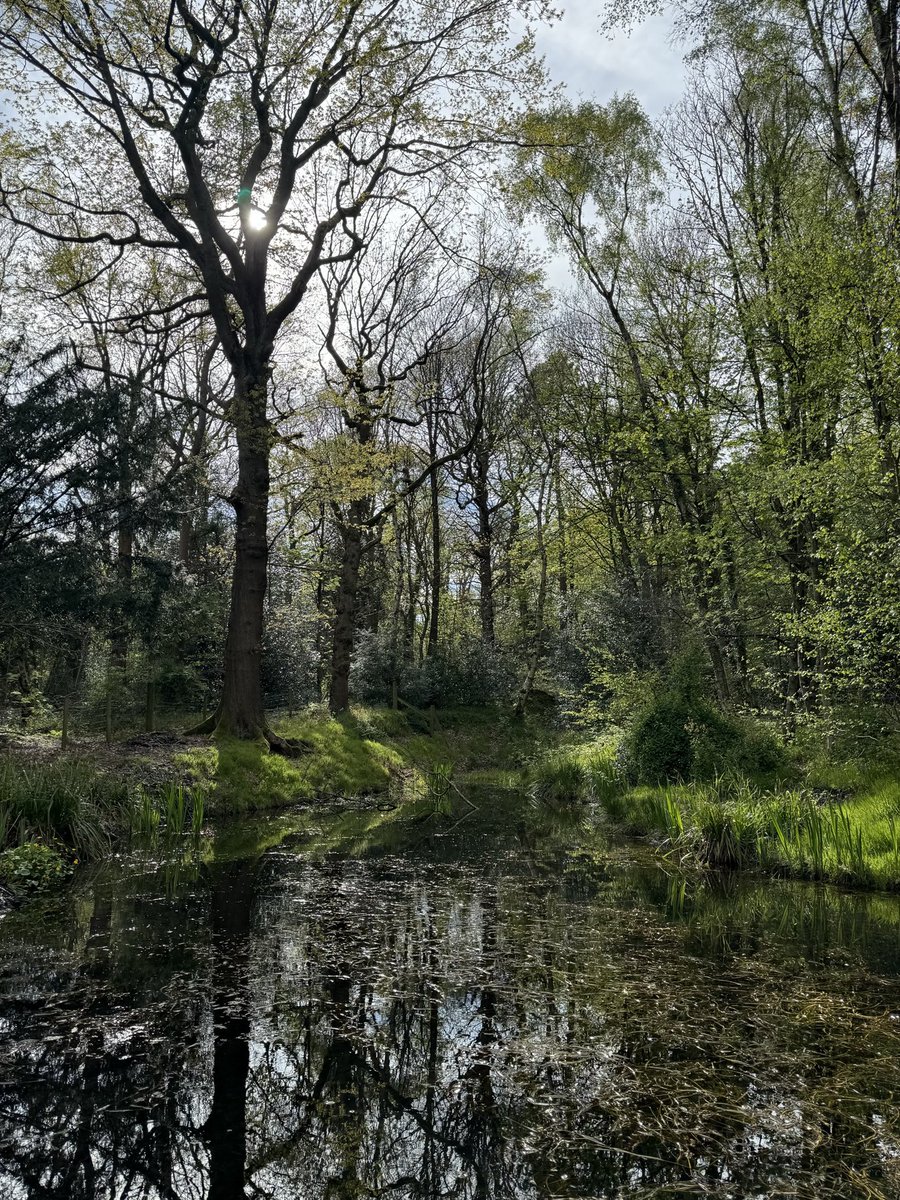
left=0, top=758, right=132, bottom=860
left=529, top=740, right=900, bottom=891
left=0, top=758, right=209, bottom=894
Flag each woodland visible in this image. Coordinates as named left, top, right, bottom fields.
left=6, top=4, right=900, bottom=1198
left=2, top=0, right=900, bottom=863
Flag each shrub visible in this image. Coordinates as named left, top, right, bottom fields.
left=352, top=629, right=516, bottom=708
left=623, top=692, right=784, bottom=785
left=625, top=696, right=695, bottom=782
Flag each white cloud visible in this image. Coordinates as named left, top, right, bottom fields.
left=537, top=4, right=685, bottom=114
left=528, top=6, right=686, bottom=292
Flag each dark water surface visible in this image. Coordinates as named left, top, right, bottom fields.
left=1, top=797, right=900, bottom=1199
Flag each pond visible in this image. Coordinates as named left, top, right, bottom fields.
left=1, top=794, right=899, bottom=1199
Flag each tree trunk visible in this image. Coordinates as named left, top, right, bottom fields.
left=427, top=460, right=441, bottom=653
left=218, top=414, right=270, bottom=737
left=315, top=504, right=328, bottom=702
left=110, top=452, right=133, bottom=678
left=191, top=367, right=295, bottom=747
left=329, top=514, right=365, bottom=714
left=514, top=476, right=549, bottom=717
left=473, top=454, right=495, bottom=644
left=554, top=461, right=570, bottom=617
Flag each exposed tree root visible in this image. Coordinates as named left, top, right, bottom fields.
left=186, top=711, right=219, bottom=736
left=262, top=727, right=312, bottom=758
left=185, top=708, right=312, bottom=757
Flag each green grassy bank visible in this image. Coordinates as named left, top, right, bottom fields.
left=530, top=737, right=900, bottom=891
left=0, top=704, right=551, bottom=895
left=175, top=703, right=550, bottom=811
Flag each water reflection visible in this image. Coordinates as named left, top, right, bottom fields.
left=1, top=807, right=899, bottom=1199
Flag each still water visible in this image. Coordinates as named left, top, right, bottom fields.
left=1, top=796, right=899, bottom=1199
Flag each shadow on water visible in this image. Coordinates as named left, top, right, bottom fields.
left=1, top=792, right=900, bottom=1198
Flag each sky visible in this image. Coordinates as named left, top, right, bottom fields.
left=528, top=3, right=687, bottom=288
left=539, top=3, right=685, bottom=114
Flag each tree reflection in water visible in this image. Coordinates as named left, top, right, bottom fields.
left=1, top=823, right=900, bottom=1199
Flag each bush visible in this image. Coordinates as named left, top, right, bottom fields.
left=621, top=650, right=785, bottom=784
left=625, top=696, right=695, bottom=782
left=352, top=629, right=516, bottom=708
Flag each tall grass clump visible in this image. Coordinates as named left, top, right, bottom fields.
left=132, top=788, right=161, bottom=839
left=162, top=782, right=187, bottom=836
left=582, top=747, right=621, bottom=806
left=529, top=740, right=621, bottom=810
left=0, top=757, right=133, bottom=859
left=190, top=788, right=205, bottom=837
left=529, top=749, right=588, bottom=807
left=132, top=782, right=207, bottom=845
left=596, top=769, right=893, bottom=888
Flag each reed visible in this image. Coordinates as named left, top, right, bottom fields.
left=190, top=788, right=205, bottom=838
left=0, top=758, right=131, bottom=859
left=132, top=788, right=161, bottom=840
left=578, top=758, right=895, bottom=889
left=161, top=782, right=187, bottom=837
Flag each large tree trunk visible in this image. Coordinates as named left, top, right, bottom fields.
left=427, top=460, right=441, bottom=653
left=219, top=412, right=270, bottom=737
left=191, top=366, right=303, bottom=750
left=110, top=400, right=135, bottom=679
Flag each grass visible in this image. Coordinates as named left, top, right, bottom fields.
left=0, top=757, right=213, bottom=893
left=175, top=710, right=404, bottom=812
left=528, top=736, right=900, bottom=892
left=0, top=757, right=134, bottom=860
left=527, top=738, right=621, bottom=808
left=174, top=704, right=553, bottom=813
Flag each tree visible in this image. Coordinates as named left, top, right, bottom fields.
left=0, top=0, right=546, bottom=744
left=316, top=199, right=464, bottom=711
left=443, top=239, right=543, bottom=646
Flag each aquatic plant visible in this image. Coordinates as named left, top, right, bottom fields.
left=529, top=751, right=588, bottom=807
left=0, top=841, right=73, bottom=891
left=425, top=761, right=455, bottom=816
left=161, top=782, right=187, bottom=837
left=583, top=760, right=900, bottom=890
left=190, top=788, right=205, bottom=838
left=132, top=788, right=161, bottom=840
